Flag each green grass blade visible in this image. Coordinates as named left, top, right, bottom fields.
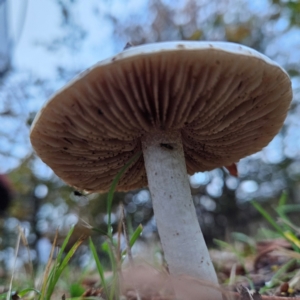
left=40, top=226, right=75, bottom=299
left=251, top=201, right=285, bottom=237
left=231, top=232, right=256, bottom=254
left=277, top=204, right=300, bottom=215
left=39, top=230, right=59, bottom=300
left=214, top=239, right=255, bottom=290
left=109, top=273, right=119, bottom=300
left=276, top=203, right=300, bottom=235
left=126, top=215, right=134, bottom=237
left=56, top=225, right=75, bottom=262
left=90, top=152, right=141, bottom=300
left=253, top=201, right=300, bottom=251
left=66, top=297, right=104, bottom=300
left=104, top=241, right=119, bottom=300
left=259, top=258, right=297, bottom=293
left=258, top=227, right=282, bottom=240
left=121, top=224, right=143, bottom=257
left=90, top=226, right=107, bottom=235
left=278, top=190, right=288, bottom=207
left=107, top=152, right=142, bottom=239
left=18, top=287, right=41, bottom=297
left=275, top=191, right=290, bottom=230
left=0, top=288, right=41, bottom=299
left=214, top=239, right=232, bottom=250
left=282, top=231, right=300, bottom=251
left=46, top=236, right=85, bottom=299
left=280, top=218, right=300, bottom=235
left=89, top=237, right=109, bottom=297
left=129, top=224, right=143, bottom=248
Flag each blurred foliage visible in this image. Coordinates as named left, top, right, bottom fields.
left=1, top=0, right=300, bottom=270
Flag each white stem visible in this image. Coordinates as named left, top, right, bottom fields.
left=142, top=130, right=221, bottom=299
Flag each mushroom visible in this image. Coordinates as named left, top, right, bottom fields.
left=30, top=41, right=292, bottom=297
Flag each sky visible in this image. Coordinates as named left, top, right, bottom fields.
left=12, top=0, right=148, bottom=76
left=13, top=0, right=113, bottom=76
left=1, top=0, right=119, bottom=173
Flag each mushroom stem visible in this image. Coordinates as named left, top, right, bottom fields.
left=142, top=130, right=221, bottom=298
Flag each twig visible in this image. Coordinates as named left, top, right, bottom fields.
left=18, top=226, right=34, bottom=286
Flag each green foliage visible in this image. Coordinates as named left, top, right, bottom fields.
left=259, top=258, right=297, bottom=294
left=69, top=283, right=85, bottom=297
left=89, top=151, right=143, bottom=300
left=0, top=152, right=144, bottom=299
left=213, top=238, right=255, bottom=290
left=41, top=227, right=86, bottom=300
left=252, top=192, right=300, bottom=252
left=89, top=238, right=110, bottom=297
left=252, top=201, right=286, bottom=238
left=0, top=288, right=41, bottom=299
left=106, top=152, right=142, bottom=239
left=212, top=192, right=300, bottom=295
left=230, top=232, right=256, bottom=255
left=251, top=192, right=300, bottom=293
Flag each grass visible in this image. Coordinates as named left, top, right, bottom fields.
left=2, top=167, right=300, bottom=299
left=1, top=152, right=143, bottom=300
left=219, top=191, right=300, bottom=296
left=252, top=191, right=300, bottom=252
left=206, top=191, right=300, bottom=297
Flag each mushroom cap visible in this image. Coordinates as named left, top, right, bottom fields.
left=30, top=41, right=292, bottom=192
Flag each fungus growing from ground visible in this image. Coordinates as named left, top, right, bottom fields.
left=30, top=41, right=292, bottom=298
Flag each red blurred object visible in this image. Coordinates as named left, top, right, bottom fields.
left=224, top=163, right=238, bottom=177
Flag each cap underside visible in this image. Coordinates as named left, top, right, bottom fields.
left=30, top=42, right=292, bottom=192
